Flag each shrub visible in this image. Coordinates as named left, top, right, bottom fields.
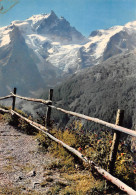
left=85, top=131, right=112, bottom=169
left=115, top=148, right=135, bottom=187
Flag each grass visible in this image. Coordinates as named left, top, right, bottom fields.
left=36, top=121, right=136, bottom=194
left=0, top=108, right=135, bottom=194
left=0, top=186, right=46, bottom=195
left=47, top=172, right=105, bottom=195
left=44, top=160, right=62, bottom=171
left=5, top=156, right=15, bottom=161
left=0, top=186, right=22, bottom=195
left=18, top=163, right=35, bottom=173
left=0, top=108, right=37, bottom=135
left=62, top=172, right=104, bottom=194
left=3, top=165, right=13, bottom=172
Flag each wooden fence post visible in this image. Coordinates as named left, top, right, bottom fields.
left=46, top=89, right=53, bottom=127
left=12, top=87, right=17, bottom=110
left=109, top=109, right=124, bottom=174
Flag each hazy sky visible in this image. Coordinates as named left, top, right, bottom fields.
left=0, top=0, right=136, bottom=36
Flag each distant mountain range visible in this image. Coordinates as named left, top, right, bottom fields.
left=1, top=11, right=136, bottom=95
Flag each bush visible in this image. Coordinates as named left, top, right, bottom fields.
left=85, top=131, right=112, bottom=169
left=37, top=120, right=135, bottom=190
left=115, top=147, right=135, bottom=187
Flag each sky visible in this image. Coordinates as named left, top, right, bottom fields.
left=0, top=0, right=136, bottom=36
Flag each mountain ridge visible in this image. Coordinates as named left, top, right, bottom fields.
left=1, top=12, right=136, bottom=95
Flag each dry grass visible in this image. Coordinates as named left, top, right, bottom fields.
left=18, top=163, right=35, bottom=173
left=0, top=186, right=45, bottom=195
left=5, top=155, right=15, bottom=161
left=3, top=165, right=13, bottom=172
left=47, top=171, right=105, bottom=195
left=0, top=186, right=22, bottom=195
left=61, top=172, right=104, bottom=194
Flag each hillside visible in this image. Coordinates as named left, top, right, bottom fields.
left=49, top=50, right=136, bottom=130
left=0, top=111, right=135, bottom=194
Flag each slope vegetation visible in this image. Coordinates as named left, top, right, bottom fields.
left=52, top=50, right=136, bottom=129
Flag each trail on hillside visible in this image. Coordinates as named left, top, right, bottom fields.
left=0, top=122, right=67, bottom=194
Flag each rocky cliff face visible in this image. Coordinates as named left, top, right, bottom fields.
left=37, top=11, right=86, bottom=44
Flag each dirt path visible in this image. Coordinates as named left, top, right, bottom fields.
left=0, top=122, right=67, bottom=194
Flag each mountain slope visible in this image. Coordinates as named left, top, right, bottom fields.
left=0, top=11, right=87, bottom=96
left=52, top=51, right=136, bottom=130
left=0, top=25, right=44, bottom=96
left=1, top=12, right=136, bottom=95
left=11, top=16, right=136, bottom=76
left=36, top=10, right=86, bottom=44
left=82, top=21, right=136, bottom=67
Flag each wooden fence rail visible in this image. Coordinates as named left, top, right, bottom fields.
left=49, top=105, right=136, bottom=137
left=0, top=107, right=135, bottom=195
left=5, top=91, right=136, bottom=137
left=10, top=92, right=52, bottom=105
left=0, top=89, right=136, bottom=194
left=0, top=95, right=12, bottom=100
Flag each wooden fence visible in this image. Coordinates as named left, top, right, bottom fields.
left=0, top=88, right=136, bottom=195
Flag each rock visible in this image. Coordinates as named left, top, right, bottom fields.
left=33, top=182, right=40, bottom=189
left=22, top=187, right=26, bottom=190
left=19, top=176, right=23, bottom=180
left=40, top=182, right=47, bottom=188
left=55, top=180, right=68, bottom=187
left=43, top=171, right=52, bottom=177
left=27, top=170, right=36, bottom=177
left=16, top=176, right=24, bottom=182
left=46, top=177, right=53, bottom=182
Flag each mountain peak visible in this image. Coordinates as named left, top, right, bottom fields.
left=50, top=10, right=57, bottom=17
left=35, top=11, right=86, bottom=44
left=26, top=10, right=58, bottom=23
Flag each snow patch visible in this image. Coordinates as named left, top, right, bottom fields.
left=11, top=21, right=33, bottom=35
left=48, top=48, right=54, bottom=54
left=0, top=29, right=12, bottom=47
left=125, top=21, right=136, bottom=29
left=52, top=42, right=60, bottom=46
left=25, top=34, right=49, bottom=50
left=84, top=25, right=124, bottom=59
left=28, top=34, right=48, bottom=42
left=0, top=34, right=10, bottom=47
left=47, top=44, right=81, bottom=72
left=27, top=13, right=50, bottom=25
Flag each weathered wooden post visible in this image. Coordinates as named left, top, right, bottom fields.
left=12, top=87, right=17, bottom=110
left=46, top=89, right=53, bottom=127
left=109, top=109, right=124, bottom=174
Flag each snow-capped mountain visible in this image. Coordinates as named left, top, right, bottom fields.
left=81, top=21, right=136, bottom=66
left=0, top=25, right=44, bottom=96
left=0, top=11, right=87, bottom=95
left=1, top=11, right=136, bottom=95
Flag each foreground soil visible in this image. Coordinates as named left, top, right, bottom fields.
left=0, top=121, right=131, bottom=195
left=0, top=122, right=68, bottom=194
